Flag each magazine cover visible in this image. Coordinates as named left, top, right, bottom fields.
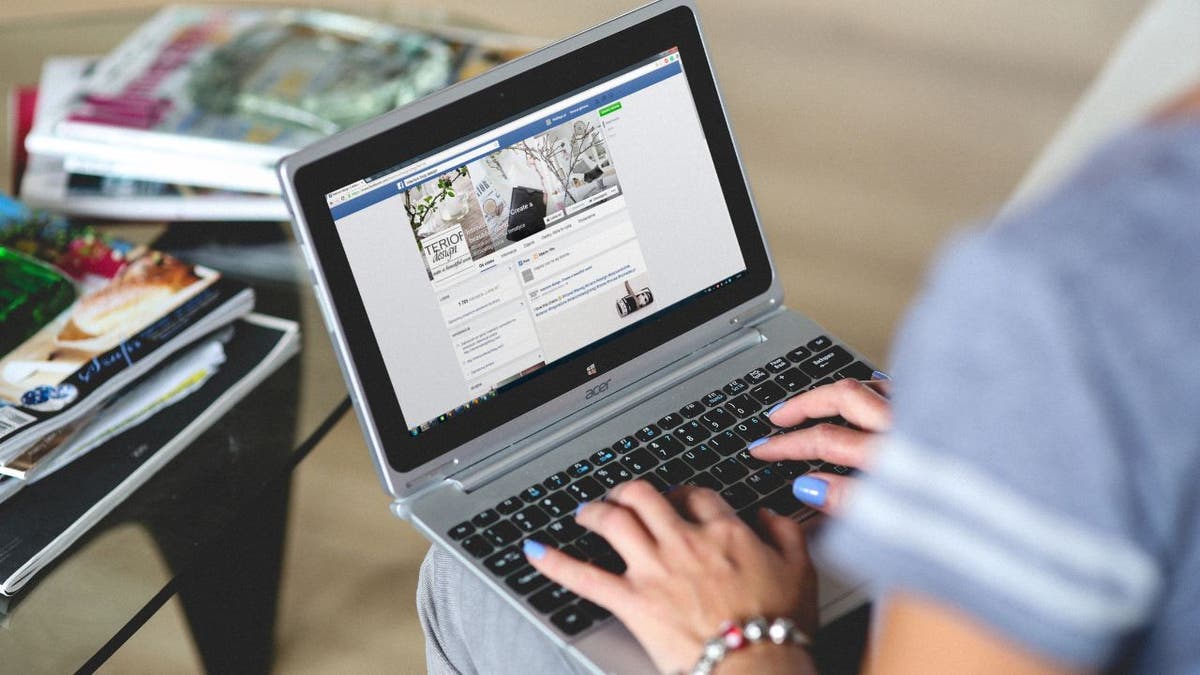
left=0, top=202, right=254, bottom=460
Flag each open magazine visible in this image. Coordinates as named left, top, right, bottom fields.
left=0, top=314, right=300, bottom=598
left=0, top=210, right=254, bottom=463
left=24, top=6, right=541, bottom=194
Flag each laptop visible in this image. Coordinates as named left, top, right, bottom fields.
left=279, top=1, right=871, bottom=671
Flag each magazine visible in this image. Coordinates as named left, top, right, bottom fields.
left=24, top=7, right=540, bottom=194
left=0, top=210, right=254, bottom=462
left=0, top=314, right=300, bottom=597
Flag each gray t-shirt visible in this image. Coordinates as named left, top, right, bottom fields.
left=820, top=120, right=1200, bottom=672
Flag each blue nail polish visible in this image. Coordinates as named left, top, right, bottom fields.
left=793, top=476, right=828, bottom=507
left=871, top=370, right=891, bottom=381
left=666, top=484, right=680, bottom=494
left=523, top=539, right=547, bottom=560
left=747, top=437, right=769, bottom=451
left=574, top=501, right=588, bottom=517
left=766, top=401, right=787, bottom=418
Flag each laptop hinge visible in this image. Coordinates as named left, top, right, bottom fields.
left=450, top=323, right=769, bottom=493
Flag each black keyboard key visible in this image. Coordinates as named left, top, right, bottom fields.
left=461, top=534, right=493, bottom=558
left=839, top=360, right=875, bottom=381
left=506, top=566, right=551, bottom=595
left=723, top=379, right=749, bottom=396
left=785, top=345, right=812, bottom=363
left=646, top=434, right=684, bottom=460
left=680, top=401, right=706, bottom=418
left=807, top=335, right=833, bottom=352
left=482, top=521, right=522, bottom=547
left=530, top=584, right=577, bottom=613
left=720, top=483, right=757, bottom=509
left=594, top=465, right=633, bottom=488
left=471, top=509, right=499, bottom=527
left=744, top=367, right=770, bottom=385
left=699, top=406, right=736, bottom=432
left=710, top=457, right=749, bottom=484
left=765, top=357, right=791, bottom=373
left=540, top=492, right=577, bottom=518
left=447, top=521, right=473, bottom=540
left=643, top=472, right=671, bottom=492
left=681, top=443, right=720, bottom=471
left=568, top=460, right=593, bottom=478
left=736, top=449, right=767, bottom=470
left=725, top=395, right=757, bottom=418
left=484, top=546, right=524, bottom=575
left=620, top=448, right=659, bottom=474
left=687, top=471, right=724, bottom=491
left=746, top=466, right=785, bottom=494
left=774, top=460, right=806, bottom=479
left=546, top=516, right=586, bottom=544
left=732, top=416, right=773, bottom=443
left=521, top=484, right=548, bottom=503
left=590, top=448, right=618, bottom=466
left=774, top=368, right=811, bottom=393
left=577, top=599, right=613, bottom=621
left=749, top=380, right=787, bottom=407
left=576, top=533, right=616, bottom=559
left=562, top=544, right=586, bottom=560
left=613, top=436, right=639, bottom=453
left=813, top=377, right=835, bottom=388
left=544, top=472, right=571, bottom=490
left=761, top=485, right=806, bottom=516
left=634, top=424, right=660, bottom=442
left=708, top=429, right=746, bottom=455
left=656, top=412, right=683, bottom=429
left=799, top=346, right=853, bottom=379
left=496, top=496, right=523, bottom=515
left=702, top=390, right=728, bottom=407
left=655, top=458, right=693, bottom=485
left=551, top=604, right=593, bottom=635
left=566, top=476, right=604, bottom=502
left=674, top=420, right=710, bottom=445
left=594, top=553, right=627, bottom=575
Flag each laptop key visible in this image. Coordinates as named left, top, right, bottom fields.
left=656, top=412, right=683, bottom=430
left=681, top=444, right=719, bottom=471
left=514, top=505, right=551, bottom=532
left=568, top=460, right=593, bottom=478
left=594, top=466, right=633, bottom=488
left=746, top=466, right=785, bottom=495
left=736, top=449, right=767, bottom=470
left=577, top=532, right=616, bottom=559
left=562, top=544, right=586, bottom=561
left=785, top=345, right=812, bottom=363
left=550, top=604, right=593, bottom=635
left=799, top=346, right=853, bottom=379
left=699, top=406, right=736, bottom=432
left=590, top=448, right=618, bottom=466
left=506, top=566, right=551, bottom=595
left=749, top=381, right=787, bottom=407
left=460, top=535, right=493, bottom=558
left=521, top=484, right=548, bottom=503
left=774, top=460, right=806, bottom=479
left=775, top=368, right=811, bottom=393
left=765, top=357, right=791, bottom=374
left=761, top=485, right=806, bottom=516
left=655, top=458, right=693, bottom=485
left=702, top=390, right=727, bottom=407
left=496, top=497, right=523, bottom=515
left=680, top=401, right=706, bottom=418
left=806, top=335, right=833, bottom=352
left=710, top=458, right=749, bottom=484
left=471, top=509, right=500, bottom=528
left=634, top=424, right=660, bottom=442
left=732, top=416, right=772, bottom=443
left=620, top=448, right=659, bottom=474
left=838, top=360, right=875, bottom=381
left=744, top=367, right=770, bottom=385
left=613, top=436, right=639, bottom=454
left=708, top=430, right=746, bottom=456
left=594, top=553, right=627, bottom=575
left=566, top=476, right=604, bottom=502
left=723, top=379, right=749, bottom=396
left=725, top=395, right=757, bottom=418
left=646, top=435, right=684, bottom=460
left=643, top=473, right=670, bottom=492
left=484, top=547, right=524, bottom=575
left=530, top=584, right=577, bottom=613
left=547, top=517, right=586, bottom=543
left=720, top=483, right=757, bottom=510
left=482, top=521, right=522, bottom=547
left=544, top=472, right=571, bottom=490
left=540, top=492, right=577, bottom=518
left=673, top=420, right=710, bottom=445
left=577, top=599, right=613, bottom=621
left=447, top=522, right=473, bottom=540
left=687, top=471, right=724, bottom=492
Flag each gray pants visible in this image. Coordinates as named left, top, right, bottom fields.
left=417, top=546, right=593, bottom=674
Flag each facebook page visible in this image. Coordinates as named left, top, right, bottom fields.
left=328, top=49, right=747, bottom=434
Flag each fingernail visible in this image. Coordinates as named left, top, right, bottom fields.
left=523, top=539, right=547, bottom=560
left=574, top=501, right=588, bottom=517
left=766, top=401, right=787, bottom=418
left=666, top=484, right=680, bottom=494
left=747, top=437, right=769, bottom=451
left=871, top=370, right=891, bottom=381
left=793, top=476, right=828, bottom=507
left=763, top=507, right=779, bottom=516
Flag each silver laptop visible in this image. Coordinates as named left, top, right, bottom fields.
left=279, top=1, right=870, bottom=671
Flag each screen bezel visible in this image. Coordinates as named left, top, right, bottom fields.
left=291, top=5, right=773, bottom=474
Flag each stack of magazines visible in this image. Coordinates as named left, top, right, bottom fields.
left=0, top=198, right=299, bottom=599
left=15, top=5, right=538, bottom=221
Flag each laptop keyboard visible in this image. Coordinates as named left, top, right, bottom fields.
left=445, top=335, right=874, bottom=637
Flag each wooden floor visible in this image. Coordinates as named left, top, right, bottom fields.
left=0, top=0, right=1144, bottom=672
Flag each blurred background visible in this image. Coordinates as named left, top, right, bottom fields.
left=0, top=0, right=1144, bottom=672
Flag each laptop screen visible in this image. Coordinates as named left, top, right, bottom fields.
left=324, top=48, right=747, bottom=438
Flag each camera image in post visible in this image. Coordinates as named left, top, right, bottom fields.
left=615, top=280, right=654, bottom=317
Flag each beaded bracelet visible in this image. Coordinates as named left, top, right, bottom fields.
left=684, top=616, right=811, bottom=675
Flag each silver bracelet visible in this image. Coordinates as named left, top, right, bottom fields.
left=685, top=616, right=811, bottom=675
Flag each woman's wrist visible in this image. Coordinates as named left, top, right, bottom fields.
left=677, top=617, right=813, bottom=675
left=716, top=643, right=816, bottom=675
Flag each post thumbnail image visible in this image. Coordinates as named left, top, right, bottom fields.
left=405, top=110, right=622, bottom=282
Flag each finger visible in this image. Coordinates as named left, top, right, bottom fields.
left=574, top=500, right=659, bottom=565
left=749, top=423, right=876, bottom=469
left=605, top=479, right=690, bottom=546
left=791, top=472, right=856, bottom=514
left=755, top=508, right=807, bottom=562
left=524, top=539, right=629, bottom=609
left=861, top=378, right=891, bottom=398
left=668, top=485, right=735, bottom=523
left=766, top=379, right=892, bottom=431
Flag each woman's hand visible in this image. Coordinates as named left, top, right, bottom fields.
left=525, top=480, right=817, bottom=674
left=751, top=378, right=892, bottom=512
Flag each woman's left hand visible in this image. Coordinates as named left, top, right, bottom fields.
left=524, top=480, right=817, bottom=674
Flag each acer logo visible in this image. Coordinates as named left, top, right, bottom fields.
left=585, top=379, right=612, bottom=400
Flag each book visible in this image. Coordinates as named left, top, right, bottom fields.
left=0, top=209, right=255, bottom=463
left=24, top=7, right=541, bottom=194
left=0, top=314, right=300, bottom=597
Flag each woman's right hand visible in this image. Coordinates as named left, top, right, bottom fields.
left=749, top=378, right=892, bottom=512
